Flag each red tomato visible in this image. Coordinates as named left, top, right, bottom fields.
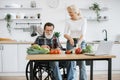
left=54, top=50, right=58, bottom=54
left=50, top=49, right=54, bottom=54
left=50, top=49, right=61, bottom=54
left=57, top=49, right=61, bottom=54
left=75, top=48, right=82, bottom=54
left=65, top=50, right=71, bottom=54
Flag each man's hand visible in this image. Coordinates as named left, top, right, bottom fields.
left=41, top=45, right=50, bottom=49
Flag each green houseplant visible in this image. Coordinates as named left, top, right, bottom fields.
left=89, top=2, right=101, bottom=22
left=54, top=32, right=60, bottom=38
left=5, top=14, right=12, bottom=33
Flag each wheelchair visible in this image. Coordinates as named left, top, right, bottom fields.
left=26, top=60, right=56, bottom=80
left=26, top=47, right=68, bottom=80
left=26, top=60, right=93, bottom=80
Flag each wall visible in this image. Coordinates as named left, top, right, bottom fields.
left=0, top=0, right=120, bottom=42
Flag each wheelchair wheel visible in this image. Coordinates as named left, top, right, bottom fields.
left=25, top=61, right=55, bottom=80
left=26, top=61, right=43, bottom=80
left=26, top=61, right=31, bottom=80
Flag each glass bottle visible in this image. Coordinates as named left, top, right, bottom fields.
left=52, top=37, right=58, bottom=49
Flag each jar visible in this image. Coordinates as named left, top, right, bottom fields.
left=30, top=1, right=36, bottom=8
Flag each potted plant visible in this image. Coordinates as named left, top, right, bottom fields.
left=5, top=14, right=12, bottom=33
left=54, top=32, right=60, bottom=38
left=89, top=2, right=101, bottom=22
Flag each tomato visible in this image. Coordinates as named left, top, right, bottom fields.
left=50, top=49, right=61, bottom=54
left=57, top=49, right=61, bottom=54
left=65, top=50, right=71, bottom=54
left=75, top=48, right=82, bottom=54
left=50, top=49, right=54, bottom=54
left=54, top=50, right=58, bottom=54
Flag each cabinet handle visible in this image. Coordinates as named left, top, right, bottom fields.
left=0, top=46, right=1, bottom=50
left=2, top=46, right=4, bottom=50
left=0, top=45, right=3, bottom=50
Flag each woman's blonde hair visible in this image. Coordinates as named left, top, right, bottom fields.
left=67, top=5, right=81, bottom=15
left=67, top=5, right=80, bottom=14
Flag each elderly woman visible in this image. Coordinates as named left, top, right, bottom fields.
left=64, top=5, right=87, bottom=80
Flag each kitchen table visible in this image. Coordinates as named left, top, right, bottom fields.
left=26, top=54, right=116, bottom=80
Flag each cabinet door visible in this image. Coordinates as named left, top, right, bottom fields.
left=0, top=53, right=2, bottom=72
left=2, top=44, right=18, bottom=72
left=0, top=44, right=3, bottom=72
left=17, top=44, right=30, bottom=72
left=111, top=44, right=120, bottom=70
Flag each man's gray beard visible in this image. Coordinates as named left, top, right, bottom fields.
left=45, top=33, right=53, bottom=39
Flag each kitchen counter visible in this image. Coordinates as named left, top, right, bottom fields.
left=0, top=40, right=34, bottom=44
left=1, top=40, right=120, bottom=44
left=87, top=41, right=120, bottom=44
left=0, top=40, right=66, bottom=44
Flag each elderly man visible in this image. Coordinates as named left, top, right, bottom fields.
left=34, top=22, right=76, bottom=80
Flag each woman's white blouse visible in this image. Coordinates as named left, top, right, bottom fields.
left=64, top=18, right=87, bottom=39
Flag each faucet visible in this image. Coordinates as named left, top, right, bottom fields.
left=102, top=29, right=107, bottom=41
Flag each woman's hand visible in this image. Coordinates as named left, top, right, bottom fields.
left=78, top=40, right=82, bottom=46
left=64, top=34, right=74, bottom=46
left=69, top=38, right=74, bottom=46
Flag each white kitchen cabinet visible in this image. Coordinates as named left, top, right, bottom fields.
left=0, top=53, right=2, bottom=72
left=0, top=43, right=31, bottom=73
left=111, top=44, right=120, bottom=70
left=0, top=44, right=3, bottom=72
left=1, top=44, right=18, bottom=72
left=17, top=44, right=30, bottom=72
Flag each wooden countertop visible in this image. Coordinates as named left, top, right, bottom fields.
left=0, top=40, right=33, bottom=44
left=0, top=40, right=66, bottom=44
left=26, top=54, right=116, bottom=60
